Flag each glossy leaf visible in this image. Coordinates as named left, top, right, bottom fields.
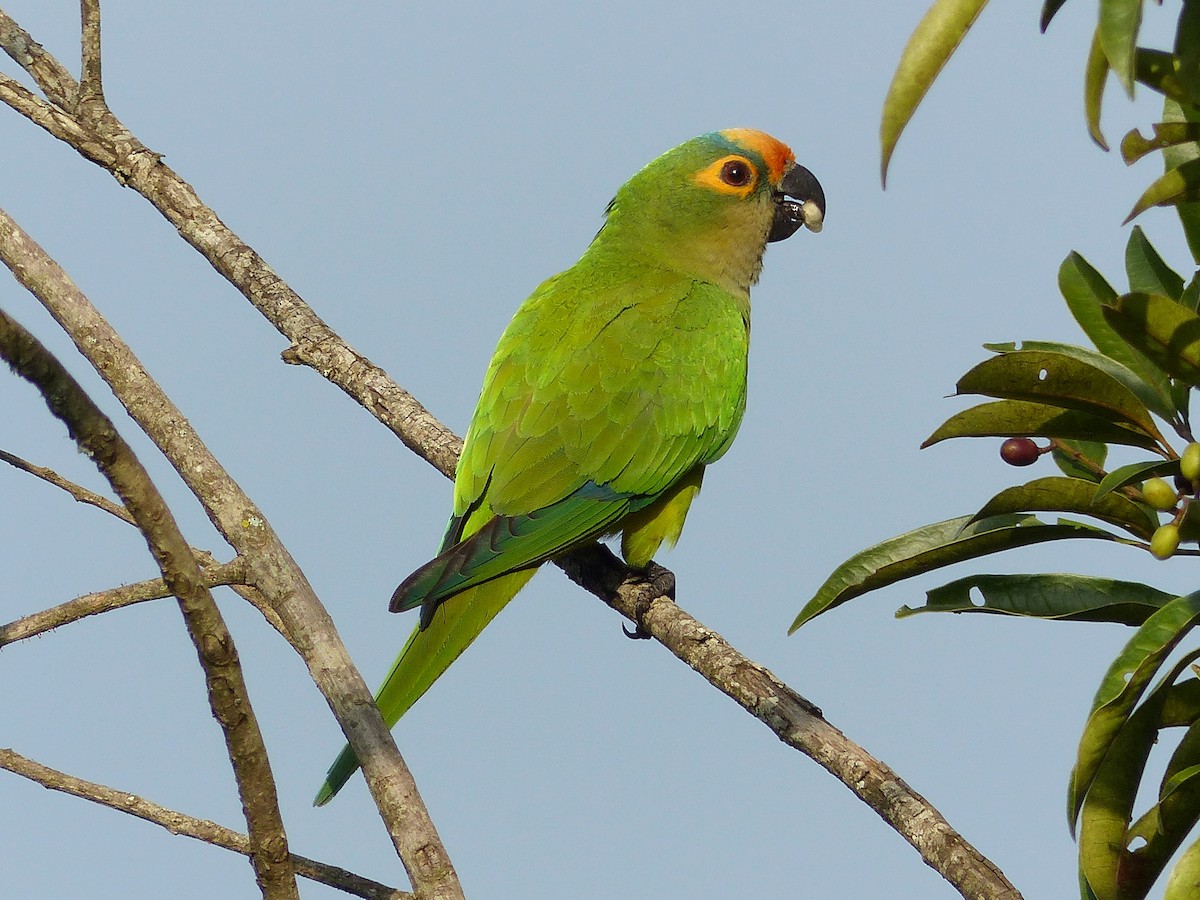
left=791, top=514, right=1125, bottom=632
left=1102, top=292, right=1200, bottom=388
left=954, top=350, right=1164, bottom=441
left=1059, top=252, right=1176, bottom=416
left=1126, top=157, right=1200, bottom=224
left=1099, top=0, right=1142, bottom=97
left=1053, top=438, right=1107, bottom=483
left=1104, top=657, right=1200, bottom=898
left=1126, top=225, right=1186, bottom=299
left=1085, top=27, right=1111, bottom=150
left=984, top=339, right=1172, bottom=419
left=880, top=0, right=991, bottom=185
left=1095, top=459, right=1180, bottom=499
left=1079, top=690, right=1163, bottom=900
left=971, top=476, right=1159, bottom=539
left=922, top=399, right=1162, bottom=451
left=897, top=573, right=1173, bottom=624
left=1069, top=592, right=1200, bottom=833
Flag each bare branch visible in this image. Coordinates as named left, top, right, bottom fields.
left=78, top=0, right=102, bottom=101
left=0, top=8, right=77, bottom=108
left=0, top=558, right=246, bottom=647
left=0, top=307, right=299, bottom=898
left=559, top=546, right=1023, bottom=900
left=0, top=748, right=409, bottom=900
left=0, top=10, right=1020, bottom=898
left=0, top=447, right=133, bottom=523
left=0, top=204, right=460, bottom=893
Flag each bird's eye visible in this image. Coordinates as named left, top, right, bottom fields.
left=719, top=159, right=753, bottom=187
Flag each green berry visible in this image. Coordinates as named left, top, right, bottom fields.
left=1143, top=477, right=1179, bottom=511
left=1182, top=443, right=1200, bottom=485
left=1151, top=523, right=1181, bottom=560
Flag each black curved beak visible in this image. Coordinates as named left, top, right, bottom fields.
left=768, top=164, right=825, bottom=243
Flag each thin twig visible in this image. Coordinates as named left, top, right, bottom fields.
left=0, top=447, right=133, bottom=522
left=0, top=206, right=459, bottom=894
left=78, top=0, right=102, bottom=102
left=0, top=748, right=409, bottom=900
left=0, top=9, right=1022, bottom=898
left=0, top=558, right=247, bottom=647
left=0, top=306, right=299, bottom=899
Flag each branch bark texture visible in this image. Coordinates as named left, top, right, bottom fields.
left=0, top=305, right=298, bottom=898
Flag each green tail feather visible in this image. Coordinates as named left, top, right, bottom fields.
left=313, top=568, right=537, bottom=806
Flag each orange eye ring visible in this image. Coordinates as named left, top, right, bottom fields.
left=694, top=155, right=759, bottom=197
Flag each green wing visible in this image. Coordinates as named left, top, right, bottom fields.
left=395, top=261, right=749, bottom=625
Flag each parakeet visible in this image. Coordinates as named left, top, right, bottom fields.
left=314, top=129, right=824, bottom=805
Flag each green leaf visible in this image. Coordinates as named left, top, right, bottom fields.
left=791, top=514, right=1126, bottom=632
left=986, top=339, right=1174, bottom=419
left=1134, top=48, right=1193, bottom=106
left=880, top=0, right=991, bottom=186
left=1121, top=122, right=1200, bottom=165
left=1059, top=252, right=1177, bottom=416
left=1177, top=0, right=1200, bottom=105
left=1126, top=225, right=1186, bottom=299
left=1126, top=157, right=1200, bottom=224
left=1102, top=292, right=1200, bottom=388
left=1040, top=0, right=1070, bottom=32
left=1099, top=0, right=1142, bottom=97
left=1182, top=273, right=1200, bottom=314
left=1104, top=657, right=1200, bottom=898
left=1164, top=836, right=1200, bottom=900
left=1084, top=27, right=1111, bottom=150
left=1162, top=679, right=1200, bottom=728
left=922, top=399, right=1162, bottom=451
left=1069, top=592, right=1200, bottom=833
left=1053, top=439, right=1107, bottom=483
left=1162, top=98, right=1200, bottom=263
left=1096, top=459, right=1180, bottom=499
left=954, top=350, right=1165, bottom=442
left=897, top=573, right=1174, bottom=624
left=970, top=476, right=1160, bottom=539
left=1079, top=689, right=1163, bottom=900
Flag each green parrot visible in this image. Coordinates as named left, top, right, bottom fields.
left=314, top=129, right=824, bottom=805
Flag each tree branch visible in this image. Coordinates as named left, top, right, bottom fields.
left=0, top=558, right=246, bottom=647
left=1, top=446, right=133, bottom=522
left=0, top=306, right=299, bottom=899
left=0, top=206, right=460, bottom=894
left=0, top=748, right=409, bottom=900
left=0, top=9, right=1022, bottom=898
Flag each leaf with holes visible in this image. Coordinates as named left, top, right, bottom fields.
left=791, top=514, right=1127, bottom=632
left=954, top=350, right=1164, bottom=442
left=897, top=573, right=1173, bottom=624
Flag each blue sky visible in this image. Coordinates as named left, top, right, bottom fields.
left=2, top=2, right=1198, bottom=897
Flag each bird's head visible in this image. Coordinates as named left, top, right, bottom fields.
left=594, top=129, right=824, bottom=295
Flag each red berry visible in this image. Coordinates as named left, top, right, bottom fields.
left=1000, top=437, right=1039, bottom=466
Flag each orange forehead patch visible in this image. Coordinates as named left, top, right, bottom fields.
left=719, top=128, right=794, bottom=185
